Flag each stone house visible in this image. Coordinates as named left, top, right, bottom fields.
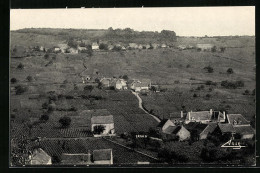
left=184, top=122, right=217, bottom=140
left=185, top=109, right=226, bottom=124
left=91, top=115, right=115, bottom=135
left=129, top=79, right=151, bottom=92
left=92, top=42, right=99, bottom=50
left=164, top=125, right=191, bottom=141
left=115, top=79, right=127, bottom=90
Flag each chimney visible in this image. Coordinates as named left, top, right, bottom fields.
left=210, top=109, right=213, bottom=115
left=181, top=111, right=183, bottom=118
left=223, top=111, right=226, bottom=120
left=188, top=112, right=191, bottom=120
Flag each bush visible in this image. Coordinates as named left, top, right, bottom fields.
left=186, top=64, right=190, bottom=68
left=17, top=63, right=24, bottom=69
left=220, top=47, right=226, bottom=52
left=221, top=80, right=244, bottom=89
left=122, top=75, right=128, bottom=80
left=15, top=85, right=27, bottom=95
left=243, top=89, right=250, bottom=95
left=11, top=78, right=17, bottom=84
left=227, top=68, right=234, bottom=74
left=67, top=39, right=78, bottom=49
left=40, top=114, right=49, bottom=121
left=44, top=54, right=49, bottom=59
left=42, top=102, right=49, bottom=109
left=109, top=86, right=115, bottom=90
left=99, top=43, right=108, bottom=50
left=84, top=85, right=94, bottom=92
left=211, top=46, right=217, bottom=52
left=205, top=80, right=217, bottom=86
left=59, top=117, right=71, bottom=128
left=204, top=66, right=214, bottom=73
left=26, top=76, right=33, bottom=82
left=193, top=93, right=198, bottom=98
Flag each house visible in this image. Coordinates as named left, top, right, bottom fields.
left=226, top=114, right=255, bottom=139
left=68, top=48, right=78, bottom=54
left=130, top=79, right=151, bottom=92
left=29, top=148, right=52, bottom=165
left=185, top=109, right=226, bottom=124
left=164, top=125, right=190, bottom=141
left=58, top=44, right=69, bottom=53
left=157, top=119, right=175, bottom=134
left=91, top=115, right=115, bottom=135
left=145, top=44, right=151, bottom=49
left=169, top=111, right=186, bottom=124
left=92, top=42, right=99, bottom=50
left=100, top=78, right=112, bottom=87
left=177, top=45, right=187, bottom=50
left=151, top=43, right=160, bottom=49
left=93, top=149, right=113, bottom=164
left=39, top=46, right=45, bottom=52
left=161, top=44, right=167, bottom=48
left=184, top=122, right=217, bottom=140
left=129, top=43, right=138, bottom=49
left=53, top=47, right=61, bottom=53
left=108, top=44, right=114, bottom=50
left=78, top=46, right=87, bottom=52
left=138, top=44, right=143, bottom=49
left=196, top=44, right=214, bottom=51
left=115, top=79, right=127, bottom=90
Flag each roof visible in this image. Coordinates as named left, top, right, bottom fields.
left=100, top=78, right=111, bottom=85
left=227, top=114, right=250, bottom=125
left=91, top=115, right=114, bottom=124
left=186, top=111, right=212, bottom=121
left=233, top=125, right=255, bottom=135
left=184, top=122, right=208, bottom=134
left=93, top=149, right=112, bottom=161
left=31, top=148, right=51, bottom=164
left=157, top=119, right=169, bottom=128
left=202, top=123, right=218, bottom=135
left=132, top=79, right=151, bottom=88
left=218, top=123, right=235, bottom=133
left=171, top=126, right=182, bottom=134
left=163, top=125, right=176, bottom=134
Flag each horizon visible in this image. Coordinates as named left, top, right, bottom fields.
left=10, top=7, right=255, bottom=37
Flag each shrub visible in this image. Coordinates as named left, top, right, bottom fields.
left=243, top=89, right=250, bottom=95
left=193, top=93, right=198, bottom=98
left=109, top=86, right=115, bottom=90
left=220, top=47, right=226, bottom=52
left=15, top=85, right=27, bottom=95
left=99, top=43, right=108, bottom=50
left=204, top=66, right=214, bottom=73
left=227, top=68, right=234, bottom=74
left=11, top=78, right=17, bottom=84
left=42, top=102, right=49, bottom=109
left=186, top=64, right=190, bottom=68
left=26, top=76, right=33, bottom=82
left=122, top=75, right=128, bottom=80
left=59, top=117, right=71, bottom=128
left=40, top=114, right=49, bottom=121
left=211, top=46, right=217, bottom=52
left=17, top=63, right=24, bottom=69
left=174, top=80, right=180, bottom=84
left=197, top=48, right=201, bottom=52
left=221, top=80, right=244, bottom=89
left=205, top=80, right=217, bottom=86
left=44, top=54, right=49, bottom=59
left=67, top=39, right=78, bottom=49
left=84, top=85, right=94, bottom=92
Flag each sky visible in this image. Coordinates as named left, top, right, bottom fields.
left=10, top=7, right=255, bottom=36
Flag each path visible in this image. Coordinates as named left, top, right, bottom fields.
left=131, top=91, right=161, bottom=123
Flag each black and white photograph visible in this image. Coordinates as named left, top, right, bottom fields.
left=9, top=6, right=256, bottom=167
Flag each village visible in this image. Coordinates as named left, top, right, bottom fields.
left=10, top=28, right=256, bottom=166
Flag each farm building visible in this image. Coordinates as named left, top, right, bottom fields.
left=169, top=111, right=186, bottom=124
left=68, top=48, right=78, bottom=54
left=163, top=125, right=190, bottom=141
left=185, top=109, right=226, bottom=124
left=78, top=46, right=87, bottom=52
left=161, top=44, right=167, bottom=48
left=115, top=79, right=127, bottom=90
left=91, top=115, right=115, bottom=135
left=58, top=44, right=69, bottom=53
left=92, top=42, right=99, bottom=50
left=100, top=78, right=112, bottom=87
left=196, top=44, right=214, bottom=51
left=184, top=122, right=217, bottom=140
left=226, top=114, right=255, bottom=139
left=53, top=47, right=61, bottom=53
left=129, top=79, right=151, bottom=92
left=93, top=149, right=113, bottom=164
left=157, top=119, right=175, bottom=134
left=29, top=148, right=52, bottom=165
left=108, top=44, right=114, bottom=50
left=177, top=45, right=187, bottom=50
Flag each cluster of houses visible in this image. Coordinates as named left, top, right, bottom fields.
left=157, top=109, right=255, bottom=142
left=177, top=43, right=224, bottom=51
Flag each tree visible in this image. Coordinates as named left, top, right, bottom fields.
left=15, top=85, right=27, bottom=95
left=93, top=125, right=105, bottom=134
left=204, top=66, right=214, bottom=73
left=211, top=46, right=217, bottom=52
left=17, top=63, right=24, bottom=69
left=39, top=114, right=49, bottom=121
left=227, top=68, right=234, bottom=74
left=59, top=117, right=71, bottom=128
left=11, top=78, right=17, bottom=84
left=26, top=75, right=33, bottom=82
left=99, top=43, right=108, bottom=50
left=122, top=75, right=128, bottom=80
left=67, top=38, right=78, bottom=49
left=220, top=47, right=226, bottom=52
left=84, top=85, right=94, bottom=92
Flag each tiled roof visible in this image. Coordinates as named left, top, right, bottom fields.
left=61, top=153, right=91, bottom=165
left=91, top=115, right=114, bottom=124
left=157, top=119, right=168, bottom=128
left=93, top=149, right=112, bottom=161
left=171, top=126, right=182, bottom=134
left=184, top=122, right=208, bottom=134
left=186, top=111, right=211, bottom=121
left=31, top=148, right=51, bottom=164
left=218, top=123, right=235, bottom=133
left=202, top=123, right=217, bottom=135
left=227, top=114, right=250, bottom=125
left=163, top=126, right=176, bottom=134
left=233, top=125, right=255, bottom=135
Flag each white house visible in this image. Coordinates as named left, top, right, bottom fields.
left=92, top=42, right=99, bottom=50
left=115, top=79, right=127, bottom=90
left=29, top=148, right=52, bottom=165
left=130, top=79, right=151, bottom=92
left=91, top=115, right=115, bottom=135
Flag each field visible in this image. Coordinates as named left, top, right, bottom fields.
left=10, top=29, right=255, bottom=165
